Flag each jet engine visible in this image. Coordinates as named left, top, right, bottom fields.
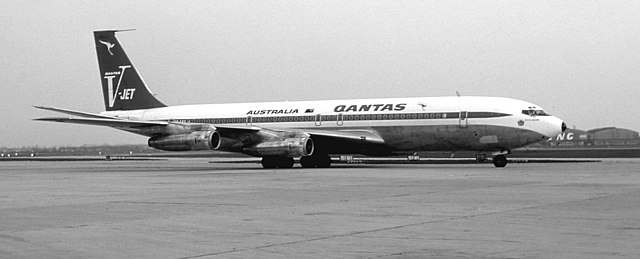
left=243, top=137, right=314, bottom=157
left=149, top=129, right=314, bottom=157
left=148, top=131, right=215, bottom=151
left=210, top=130, right=314, bottom=157
left=210, top=131, right=243, bottom=152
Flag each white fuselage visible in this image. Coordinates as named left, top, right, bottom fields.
left=102, top=96, right=564, bottom=154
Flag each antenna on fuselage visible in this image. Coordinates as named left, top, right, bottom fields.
left=456, top=91, right=461, bottom=97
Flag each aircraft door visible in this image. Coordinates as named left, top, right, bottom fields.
left=337, top=113, right=343, bottom=126
left=315, top=114, right=322, bottom=126
left=246, top=116, right=252, bottom=126
left=459, top=111, right=468, bottom=128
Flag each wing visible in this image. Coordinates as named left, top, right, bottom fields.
left=303, top=129, right=391, bottom=156
left=209, top=126, right=391, bottom=156
left=303, top=129, right=385, bottom=144
left=195, top=124, right=390, bottom=155
left=211, top=126, right=385, bottom=146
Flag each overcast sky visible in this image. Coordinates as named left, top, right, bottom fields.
left=2, top=0, right=639, bottom=147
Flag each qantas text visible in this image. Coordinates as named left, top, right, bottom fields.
left=334, top=103, right=406, bottom=113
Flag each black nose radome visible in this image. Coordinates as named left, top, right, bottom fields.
left=561, top=122, right=567, bottom=132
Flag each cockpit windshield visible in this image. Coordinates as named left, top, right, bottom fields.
left=522, top=109, right=550, bottom=116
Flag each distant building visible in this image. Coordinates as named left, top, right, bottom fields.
left=532, top=127, right=640, bottom=148
left=589, top=127, right=640, bottom=146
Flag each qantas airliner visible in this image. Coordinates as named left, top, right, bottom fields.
left=36, top=30, right=567, bottom=168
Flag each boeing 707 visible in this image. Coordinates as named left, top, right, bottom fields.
left=36, top=30, right=567, bottom=168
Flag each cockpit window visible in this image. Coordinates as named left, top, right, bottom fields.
left=522, top=109, right=550, bottom=116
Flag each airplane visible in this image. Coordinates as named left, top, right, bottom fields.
left=35, top=30, right=567, bottom=168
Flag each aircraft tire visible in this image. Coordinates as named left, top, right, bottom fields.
left=317, top=155, right=332, bottom=168
left=261, top=157, right=278, bottom=169
left=280, top=157, right=294, bottom=168
left=492, top=155, right=508, bottom=167
left=261, top=157, right=294, bottom=169
left=299, top=155, right=332, bottom=168
left=300, top=156, right=315, bottom=168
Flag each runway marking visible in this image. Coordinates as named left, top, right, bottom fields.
left=177, top=189, right=640, bottom=258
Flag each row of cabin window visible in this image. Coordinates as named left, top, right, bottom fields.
left=343, top=112, right=448, bottom=121
left=179, top=113, right=449, bottom=124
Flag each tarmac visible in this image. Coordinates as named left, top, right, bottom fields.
left=1, top=158, right=639, bottom=258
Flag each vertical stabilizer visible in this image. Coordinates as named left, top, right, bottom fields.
left=94, top=30, right=166, bottom=111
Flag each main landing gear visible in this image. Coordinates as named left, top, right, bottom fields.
left=260, top=154, right=332, bottom=169
left=299, top=154, right=332, bottom=168
left=261, top=156, right=294, bottom=169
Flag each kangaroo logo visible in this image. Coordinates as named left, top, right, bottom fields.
left=104, top=65, right=135, bottom=107
left=98, top=40, right=115, bottom=55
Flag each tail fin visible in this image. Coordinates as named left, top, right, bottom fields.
left=94, top=30, right=166, bottom=111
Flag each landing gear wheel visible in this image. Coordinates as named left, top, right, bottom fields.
left=317, top=155, right=332, bottom=168
left=300, top=156, right=315, bottom=168
left=492, top=155, right=508, bottom=168
left=261, top=157, right=294, bottom=169
left=299, top=154, right=332, bottom=168
left=279, top=157, right=294, bottom=168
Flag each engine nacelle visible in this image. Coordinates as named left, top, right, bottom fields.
left=243, top=137, right=314, bottom=157
left=148, top=131, right=215, bottom=151
left=210, top=131, right=243, bottom=152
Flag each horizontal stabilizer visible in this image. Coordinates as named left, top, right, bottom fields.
left=34, top=106, right=118, bottom=119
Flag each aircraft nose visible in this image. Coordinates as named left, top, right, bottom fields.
left=561, top=122, right=567, bottom=132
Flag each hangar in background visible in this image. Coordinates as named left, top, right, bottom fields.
left=529, top=127, right=640, bottom=149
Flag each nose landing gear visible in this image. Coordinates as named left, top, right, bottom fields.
left=491, top=150, right=510, bottom=167
left=492, top=155, right=508, bottom=167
